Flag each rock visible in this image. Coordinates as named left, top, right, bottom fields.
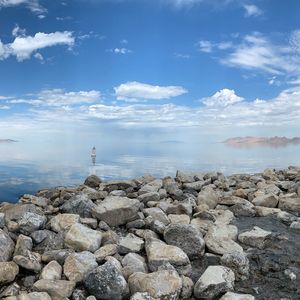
left=86, top=296, right=97, bottom=300
left=65, top=223, right=102, bottom=252
left=18, top=292, right=52, bottom=300
left=255, top=206, right=281, bottom=217
left=146, top=238, right=191, bottom=276
left=197, top=187, right=219, bottom=209
left=33, top=279, right=76, bottom=300
left=183, top=180, right=208, bottom=191
left=0, top=212, right=5, bottom=228
left=63, top=251, right=97, bottom=283
left=50, top=213, right=80, bottom=232
left=168, top=214, right=190, bottom=224
left=17, top=212, right=47, bottom=235
left=41, top=249, right=73, bottom=265
left=130, top=292, right=157, bottom=300
left=238, top=226, right=272, bottom=249
left=230, top=202, right=256, bottom=217
left=143, top=207, right=170, bottom=225
left=221, top=251, right=249, bottom=280
left=13, top=252, right=42, bottom=272
left=61, top=193, right=96, bottom=218
left=138, top=192, right=160, bottom=203
left=94, top=244, right=118, bottom=263
left=163, top=176, right=184, bottom=200
left=290, top=221, right=300, bottom=230
left=31, top=230, right=64, bottom=252
left=84, top=261, right=129, bottom=300
left=80, top=217, right=98, bottom=229
left=20, top=194, right=49, bottom=208
left=0, top=262, right=19, bottom=284
left=252, top=193, right=279, bottom=208
left=128, top=270, right=182, bottom=299
left=0, top=282, right=20, bottom=298
left=119, top=233, right=144, bottom=254
left=278, top=196, right=300, bottom=212
left=122, top=253, right=148, bottom=279
left=176, top=170, right=201, bottom=183
left=194, top=265, right=235, bottom=299
left=220, top=292, right=255, bottom=300
left=84, top=175, right=102, bottom=188
left=204, top=225, right=243, bottom=255
left=139, top=179, right=162, bottom=195
left=103, top=179, right=136, bottom=192
left=71, top=289, right=88, bottom=300
left=2, top=204, right=40, bottom=224
left=180, top=275, right=194, bottom=299
left=40, top=260, right=62, bottom=280
left=14, top=234, right=33, bottom=257
left=92, top=196, right=140, bottom=227
left=163, top=224, right=205, bottom=259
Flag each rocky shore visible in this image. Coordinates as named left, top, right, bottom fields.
left=0, top=167, right=299, bottom=300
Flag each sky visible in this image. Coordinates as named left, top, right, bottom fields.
left=0, top=0, right=300, bottom=139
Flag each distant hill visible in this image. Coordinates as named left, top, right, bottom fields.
left=223, top=136, right=300, bottom=148
left=0, top=139, right=17, bottom=143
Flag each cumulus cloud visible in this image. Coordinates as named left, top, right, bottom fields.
left=114, top=81, right=188, bottom=101
left=0, top=0, right=46, bottom=15
left=9, top=89, right=101, bottom=107
left=0, top=28, right=75, bottom=61
left=198, top=40, right=213, bottom=53
left=243, top=4, right=263, bottom=17
left=201, top=89, right=244, bottom=107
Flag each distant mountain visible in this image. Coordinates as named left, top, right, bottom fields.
left=0, top=139, right=17, bottom=143
left=223, top=136, right=300, bottom=148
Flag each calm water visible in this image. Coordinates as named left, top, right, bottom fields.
left=1, top=132, right=300, bottom=202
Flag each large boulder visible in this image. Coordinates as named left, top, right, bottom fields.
left=63, top=251, right=98, bottom=283
left=197, top=187, right=219, bottom=209
left=64, top=223, right=102, bottom=252
left=92, top=196, right=140, bottom=227
left=163, top=224, right=205, bottom=259
left=145, top=238, right=191, bottom=276
left=252, top=193, right=279, bottom=208
left=84, top=175, right=102, bottom=189
left=17, top=212, right=47, bottom=235
left=278, top=196, right=300, bottom=212
left=84, top=261, right=129, bottom=300
left=0, top=229, right=15, bottom=261
left=50, top=213, right=80, bottom=232
left=128, top=270, right=182, bottom=299
left=194, top=266, right=235, bottom=299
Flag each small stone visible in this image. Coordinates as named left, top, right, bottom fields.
left=220, top=292, right=255, bottom=300
left=40, top=260, right=62, bottom=280
left=128, top=270, right=182, bottom=299
left=194, top=265, right=235, bottom=299
left=65, top=223, right=102, bottom=252
left=168, top=214, right=190, bottom=224
left=0, top=261, right=19, bottom=284
left=238, top=226, right=272, bottom=249
left=64, top=251, right=98, bottom=283
left=180, top=275, right=194, bottom=299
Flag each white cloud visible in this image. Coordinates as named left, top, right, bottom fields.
left=201, top=88, right=244, bottom=107
left=107, top=48, right=132, bottom=55
left=169, top=0, right=203, bottom=8
left=0, top=29, right=75, bottom=61
left=198, top=40, right=213, bottom=53
left=0, top=0, right=46, bottom=15
left=114, top=81, right=188, bottom=101
left=9, top=89, right=101, bottom=107
left=243, top=4, right=263, bottom=17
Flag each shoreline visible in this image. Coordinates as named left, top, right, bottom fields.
left=0, top=167, right=299, bottom=299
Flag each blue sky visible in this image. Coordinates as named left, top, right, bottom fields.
left=0, top=0, right=300, bottom=137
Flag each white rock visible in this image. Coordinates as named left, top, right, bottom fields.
left=220, top=291, right=255, bottom=300
left=50, top=213, right=80, bottom=232
left=40, top=260, right=62, bottom=280
left=238, top=226, right=272, bottom=249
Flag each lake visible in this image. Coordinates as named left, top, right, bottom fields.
left=1, top=131, right=300, bottom=202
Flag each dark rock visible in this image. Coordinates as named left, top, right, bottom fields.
left=84, top=175, right=102, bottom=189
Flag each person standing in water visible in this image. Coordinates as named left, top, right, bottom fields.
left=91, top=146, right=96, bottom=165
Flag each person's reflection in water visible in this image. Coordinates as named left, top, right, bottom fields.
left=91, top=146, right=96, bottom=166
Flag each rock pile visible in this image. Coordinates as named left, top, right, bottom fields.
left=0, top=166, right=300, bottom=299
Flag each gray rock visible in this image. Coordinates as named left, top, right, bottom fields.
left=138, top=192, right=160, bottom=203
left=61, top=193, right=96, bottom=218
left=0, top=261, right=19, bottom=284
left=84, top=261, right=129, bottom=300
left=84, top=175, right=102, bottom=188
left=143, top=207, right=170, bottom=225
left=14, top=234, right=33, bottom=257
left=20, top=194, right=49, bottom=208
left=42, top=249, right=74, bottom=265
left=94, top=244, right=118, bottom=263
left=238, top=226, right=272, bottom=249
left=0, top=228, right=15, bottom=261
left=290, top=221, right=300, bottom=230
left=31, top=230, right=64, bottom=252
left=13, top=252, right=42, bottom=272
left=162, top=176, right=184, bottom=200
left=221, top=251, right=249, bottom=281
left=71, top=289, right=88, bottom=300
left=278, top=196, right=300, bottom=212
left=180, top=275, right=194, bottom=299
left=0, top=212, right=5, bottom=228
left=220, top=292, right=255, bottom=300
left=163, top=224, right=205, bottom=259
left=168, top=214, right=190, bottom=224
left=103, top=180, right=136, bottom=193
left=128, top=270, right=182, bottom=299
left=18, top=292, right=52, bottom=300
left=64, top=251, right=97, bottom=283
left=197, top=187, right=219, bottom=209
left=194, top=265, right=235, bottom=299
left=65, top=223, right=102, bottom=252
left=118, top=233, right=144, bottom=254
left=139, top=179, right=162, bottom=195
left=121, top=253, right=148, bottom=279
left=50, top=213, right=80, bottom=232
left=18, top=212, right=47, bottom=235
left=130, top=292, right=158, bottom=300
left=0, top=282, right=20, bottom=298
left=40, top=260, right=62, bottom=280
left=33, top=279, right=76, bottom=300
left=252, top=193, right=279, bottom=208
left=92, top=196, right=140, bottom=227
left=146, top=238, right=191, bottom=276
